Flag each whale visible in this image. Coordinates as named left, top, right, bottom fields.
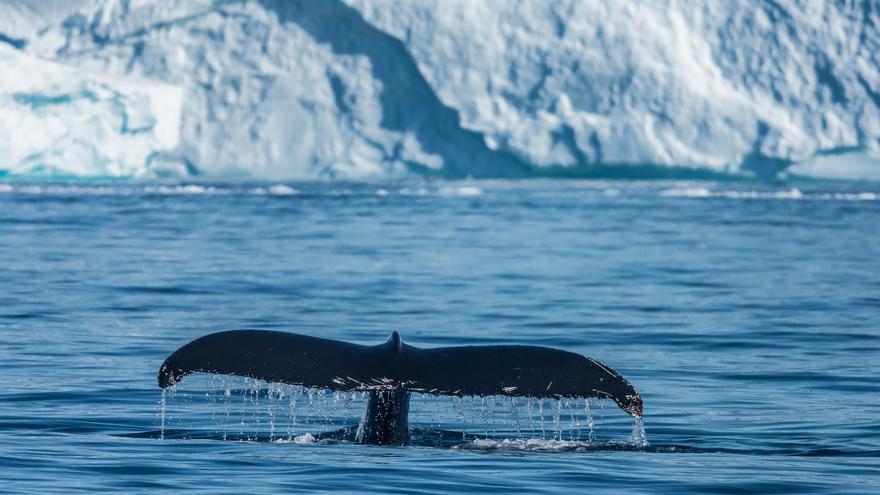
left=158, top=330, right=642, bottom=445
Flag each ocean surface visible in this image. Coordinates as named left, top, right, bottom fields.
left=0, top=179, right=877, bottom=494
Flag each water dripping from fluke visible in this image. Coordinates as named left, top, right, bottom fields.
left=158, top=389, right=166, bottom=440
left=150, top=374, right=647, bottom=450
left=628, top=418, right=648, bottom=448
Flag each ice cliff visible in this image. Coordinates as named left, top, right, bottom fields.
left=0, top=43, right=182, bottom=177
left=1, top=0, right=878, bottom=180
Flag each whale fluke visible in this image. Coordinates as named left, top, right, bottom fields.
left=158, top=330, right=642, bottom=444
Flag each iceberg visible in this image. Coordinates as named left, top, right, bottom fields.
left=349, top=0, right=880, bottom=179
left=0, top=0, right=89, bottom=42
left=1, top=0, right=878, bottom=180
left=0, top=43, right=183, bottom=177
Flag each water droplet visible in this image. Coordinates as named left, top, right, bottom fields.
left=158, top=389, right=167, bottom=440
left=628, top=418, right=648, bottom=448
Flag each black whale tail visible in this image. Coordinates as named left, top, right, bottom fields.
left=158, top=330, right=642, bottom=444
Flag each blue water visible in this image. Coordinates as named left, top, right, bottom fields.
left=0, top=180, right=877, bottom=494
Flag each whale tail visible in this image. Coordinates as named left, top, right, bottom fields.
left=159, top=330, right=642, bottom=416
left=158, top=330, right=642, bottom=443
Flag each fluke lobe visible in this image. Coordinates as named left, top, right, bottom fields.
left=158, top=330, right=642, bottom=445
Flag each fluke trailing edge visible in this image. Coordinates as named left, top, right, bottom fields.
left=158, top=330, right=642, bottom=445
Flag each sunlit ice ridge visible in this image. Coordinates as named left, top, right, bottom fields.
left=1, top=0, right=879, bottom=182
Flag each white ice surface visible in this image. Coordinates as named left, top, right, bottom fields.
left=1, top=0, right=878, bottom=180
left=0, top=43, right=182, bottom=177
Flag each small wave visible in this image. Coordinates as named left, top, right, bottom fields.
left=1, top=182, right=875, bottom=202
left=461, top=419, right=648, bottom=452
left=464, top=438, right=594, bottom=451
left=399, top=187, right=428, bottom=196
left=0, top=183, right=229, bottom=196
left=817, top=192, right=877, bottom=201
left=660, top=187, right=877, bottom=201
left=250, top=185, right=297, bottom=195
left=439, top=185, right=482, bottom=196
left=459, top=438, right=651, bottom=453
left=145, top=184, right=222, bottom=195
left=792, top=448, right=880, bottom=458
left=268, top=184, right=297, bottom=196
left=661, top=187, right=804, bottom=200
left=661, top=187, right=712, bottom=198
left=274, top=433, right=317, bottom=444
left=718, top=188, right=803, bottom=200
left=0, top=184, right=122, bottom=195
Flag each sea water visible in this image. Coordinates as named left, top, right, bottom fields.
left=0, top=179, right=877, bottom=493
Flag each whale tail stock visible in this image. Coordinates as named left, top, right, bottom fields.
left=158, top=330, right=642, bottom=444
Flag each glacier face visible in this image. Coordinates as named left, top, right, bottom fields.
left=0, top=43, right=182, bottom=177
left=0, top=0, right=89, bottom=41
left=350, top=0, right=880, bottom=179
left=1, top=0, right=878, bottom=180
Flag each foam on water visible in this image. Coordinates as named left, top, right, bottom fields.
left=0, top=181, right=877, bottom=204
left=293, top=433, right=316, bottom=444
left=660, top=186, right=878, bottom=201
left=463, top=438, right=611, bottom=452
left=267, top=185, right=298, bottom=196
left=439, top=186, right=483, bottom=197
left=818, top=192, right=878, bottom=201
left=662, top=187, right=713, bottom=198
left=145, top=185, right=221, bottom=195
left=662, top=187, right=807, bottom=199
